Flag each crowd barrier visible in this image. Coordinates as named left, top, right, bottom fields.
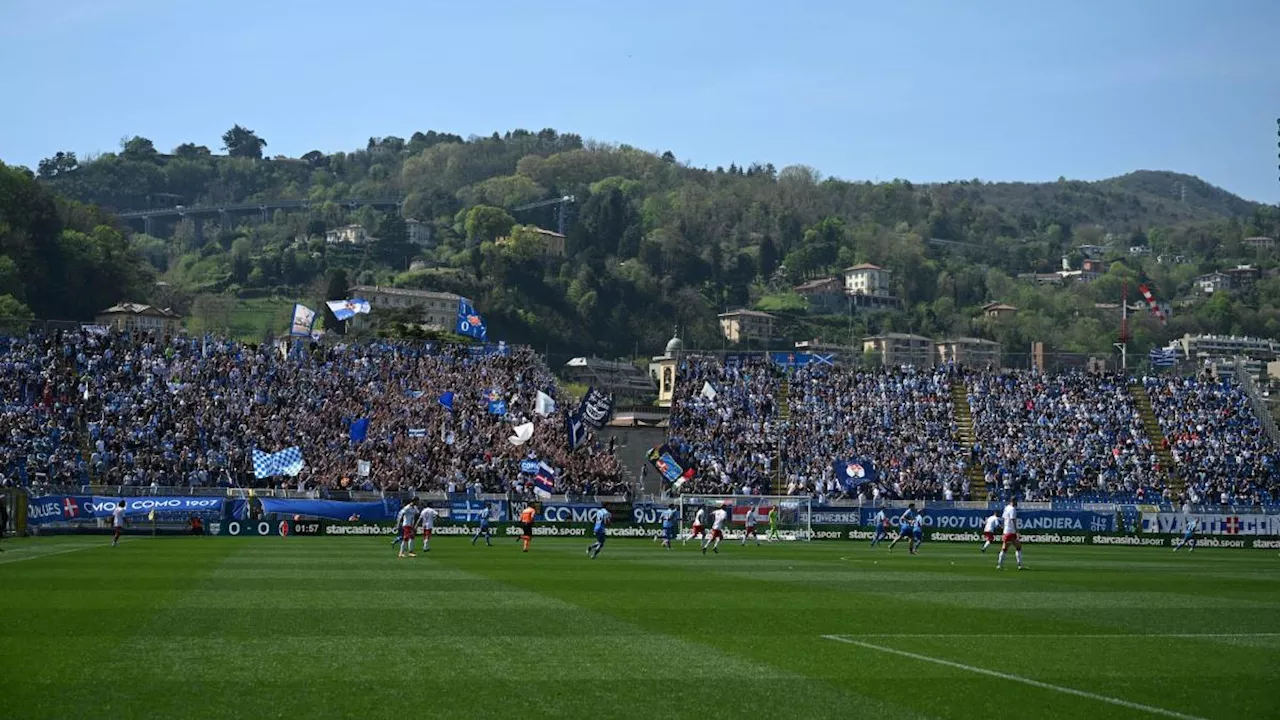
left=15, top=492, right=1280, bottom=549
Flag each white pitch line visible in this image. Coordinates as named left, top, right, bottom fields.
left=835, top=633, right=1280, bottom=639
left=821, top=634, right=1208, bottom=720
left=0, top=539, right=134, bottom=565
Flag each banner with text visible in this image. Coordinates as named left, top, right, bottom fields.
left=27, top=496, right=225, bottom=525
left=1142, top=512, right=1280, bottom=536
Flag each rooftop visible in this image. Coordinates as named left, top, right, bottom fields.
left=718, top=309, right=776, bottom=319
left=864, top=333, right=933, bottom=342
left=793, top=277, right=840, bottom=292
left=350, top=285, right=460, bottom=300
left=99, top=302, right=180, bottom=318
left=843, top=263, right=885, bottom=272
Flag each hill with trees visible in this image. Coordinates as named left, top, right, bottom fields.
left=13, top=126, right=1280, bottom=362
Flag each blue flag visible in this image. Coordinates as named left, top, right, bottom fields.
left=832, top=458, right=877, bottom=491
left=566, top=412, right=588, bottom=451
left=488, top=399, right=507, bottom=416
left=439, top=391, right=454, bottom=411
left=456, top=298, right=487, bottom=341
left=350, top=418, right=370, bottom=443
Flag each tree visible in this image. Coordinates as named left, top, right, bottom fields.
left=326, top=269, right=349, bottom=300
left=120, top=136, right=158, bottom=161
left=464, top=205, right=515, bottom=244
left=230, top=238, right=252, bottom=283
left=0, top=294, right=34, bottom=320
left=173, top=143, right=212, bottom=160
left=36, top=152, right=78, bottom=180
left=323, top=269, right=350, bottom=335
left=758, top=236, right=778, bottom=279
left=222, top=125, right=268, bottom=159
left=375, top=214, right=410, bottom=266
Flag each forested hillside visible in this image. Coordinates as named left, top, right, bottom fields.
left=16, top=126, right=1280, bottom=359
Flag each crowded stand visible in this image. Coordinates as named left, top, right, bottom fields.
left=664, top=355, right=781, bottom=495
left=1143, top=373, right=1280, bottom=507
left=965, top=371, right=1161, bottom=502
left=787, top=365, right=968, bottom=500
left=0, top=333, right=91, bottom=488
left=1, top=329, right=624, bottom=495
left=665, top=357, right=967, bottom=500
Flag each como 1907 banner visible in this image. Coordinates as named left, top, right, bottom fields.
left=27, top=496, right=225, bottom=525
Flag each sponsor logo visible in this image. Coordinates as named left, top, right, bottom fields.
left=539, top=505, right=601, bottom=524
left=324, top=524, right=396, bottom=536
left=1091, top=535, right=1167, bottom=546
left=1190, top=537, right=1245, bottom=549
left=813, top=511, right=863, bottom=525
left=1251, top=539, right=1280, bottom=550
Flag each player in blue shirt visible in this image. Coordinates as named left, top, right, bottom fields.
left=870, top=508, right=890, bottom=547
left=1172, top=516, right=1198, bottom=553
left=471, top=504, right=493, bottom=547
left=659, top=507, right=678, bottom=550
left=887, top=504, right=917, bottom=553
left=909, top=512, right=926, bottom=555
left=587, top=508, right=612, bottom=559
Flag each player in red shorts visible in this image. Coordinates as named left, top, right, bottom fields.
left=686, top=506, right=707, bottom=544
left=996, top=497, right=1024, bottom=570
left=395, top=498, right=419, bottom=558
left=701, top=505, right=728, bottom=555
left=981, top=511, right=1000, bottom=552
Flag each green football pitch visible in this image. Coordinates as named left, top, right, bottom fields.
left=2, top=535, right=1278, bottom=720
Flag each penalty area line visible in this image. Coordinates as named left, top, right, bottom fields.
left=820, top=634, right=1207, bottom=720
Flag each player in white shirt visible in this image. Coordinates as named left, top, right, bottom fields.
left=1173, top=516, right=1198, bottom=553
left=395, top=499, right=419, bottom=558
left=111, top=502, right=126, bottom=547
left=996, top=498, right=1024, bottom=570
left=741, top=504, right=760, bottom=546
left=687, top=507, right=707, bottom=544
left=417, top=505, right=440, bottom=553
left=981, top=511, right=1001, bottom=553
left=702, top=505, right=729, bottom=555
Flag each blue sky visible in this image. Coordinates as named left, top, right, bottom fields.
left=2, top=0, right=1277, bottom=203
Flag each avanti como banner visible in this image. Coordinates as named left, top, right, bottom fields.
left=1142, top=512, right=1280, bottom=536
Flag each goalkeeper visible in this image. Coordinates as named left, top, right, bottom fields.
left=767, top=505, right=781, bottom=541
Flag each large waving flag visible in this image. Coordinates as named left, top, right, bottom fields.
left=439, top=391, right=455, bottom=412
left=509, top=422, right=534, bottom=446
left=456, top=298, right=487, bottom=341
left=533, top=462, right=556, bottom=498
left=327, top=298, right=371, bottom=322
left=289, top=304, right=317, bottom=337
left=349, top=418, right=370, bottom=443
left=535, top=391, right=556, bottom=418
left=565, top=412, right=588, bottom=451
left=252, top=447, right=305, bottom=479
left=832, top=458, right=877, bottom=491
left=1149, top=347, right=1178, bottom=368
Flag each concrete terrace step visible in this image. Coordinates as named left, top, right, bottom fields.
left=1128, top=382, right=1181, bottom=496
left=950, top=380, right=987, bottom=501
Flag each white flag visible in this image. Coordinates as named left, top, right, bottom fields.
left=535, top=391, right=556, bottom=417
left=700, top=381, right=717, bottom=400
left=357, top=460, right=370, bottom=477
left=509, top=422, right=535, bottom=446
